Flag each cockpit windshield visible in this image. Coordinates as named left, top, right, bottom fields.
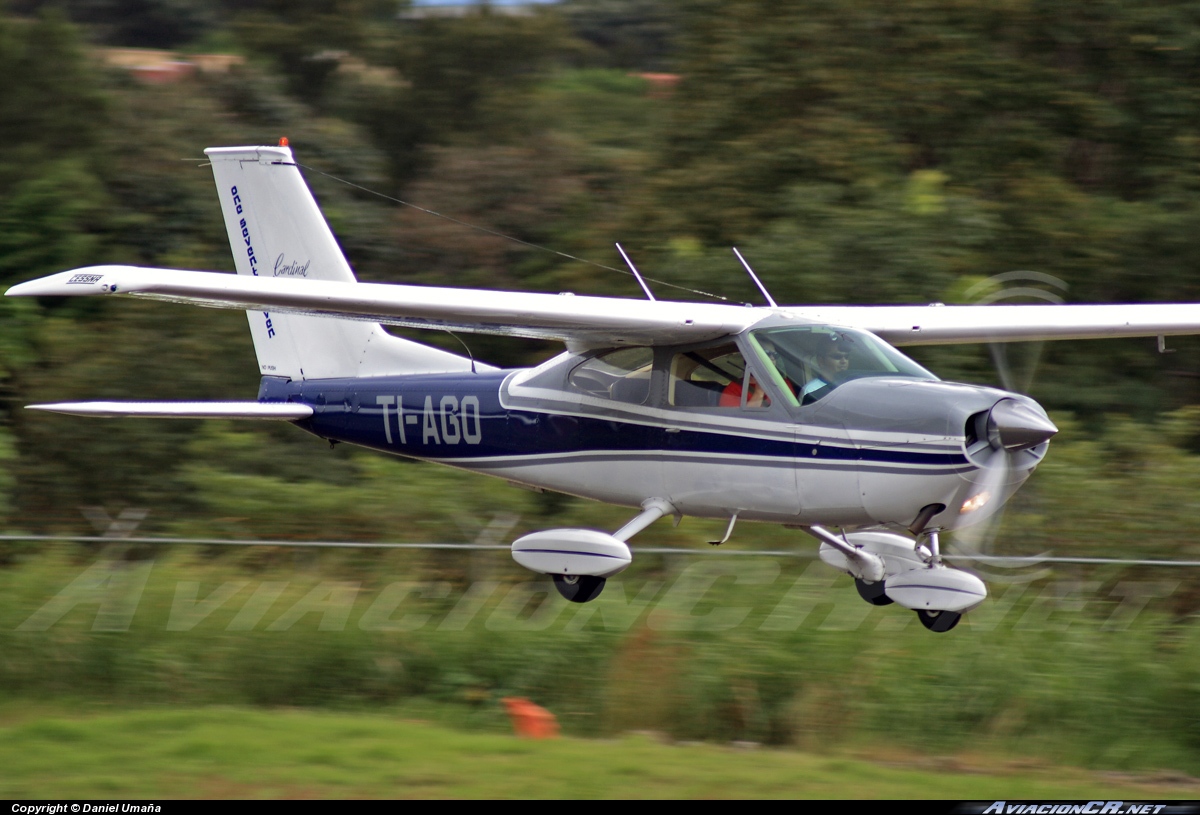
left=749, top=325, right=938, bottom=405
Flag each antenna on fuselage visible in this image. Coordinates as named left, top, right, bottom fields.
left=615, top=243, right=656, bottom=301
left=732, top=247, right=777, bottom=308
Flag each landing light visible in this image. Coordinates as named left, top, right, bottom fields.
left=960, top=491, right=990, bottom=514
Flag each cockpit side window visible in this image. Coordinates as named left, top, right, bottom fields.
left=568, top=347, right=654, bottom=404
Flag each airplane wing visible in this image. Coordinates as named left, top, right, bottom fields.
left=5, top=265, right=752, bottom=348
left=803, top=304, right=1200, bottom=346
left=8, top=264, right=1200, bottom=347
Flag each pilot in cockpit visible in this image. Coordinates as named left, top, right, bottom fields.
left=800, top=334, right=851, bottom=401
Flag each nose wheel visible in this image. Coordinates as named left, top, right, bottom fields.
left=552, top=574, right=606, bottom=603
left=916, top=609, right=961, bottom=632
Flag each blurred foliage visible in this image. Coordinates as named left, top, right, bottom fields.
left=0, top=426, right=14, bottom=524
left=230, top=0, right=392, bottom=104
left=331, top=7, right=575, bottom=187
left=12, top=1, right=218, bottom=47
left=560, top=0, right=681, bottom=71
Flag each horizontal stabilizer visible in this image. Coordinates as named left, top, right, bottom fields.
left=26, top=401, right=313, bottom=420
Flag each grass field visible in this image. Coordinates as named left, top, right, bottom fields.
left=6, top=547, right=1200, bottom=788
left=2, top=703, right=1198, bottom=799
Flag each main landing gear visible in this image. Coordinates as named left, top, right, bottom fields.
left=916, top=609, right=962, bottom=632
left=511, top=499, right=678, bottom=605
left=552, top=574, right=607, bottom=603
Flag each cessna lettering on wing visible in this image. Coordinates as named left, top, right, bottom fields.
left=376, top=395, right=483, bottom=445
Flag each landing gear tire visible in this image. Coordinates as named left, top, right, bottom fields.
left=552, top=574, right=606, bottom=603
left=855, top=578, right=893, bottom=606
left=916, top=609, right=962, bottom=632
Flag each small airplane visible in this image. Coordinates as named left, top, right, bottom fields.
left=10, top=143, right=1200, bottom=632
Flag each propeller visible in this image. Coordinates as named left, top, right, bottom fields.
left=988, top=340, right=1045, bottom=395
left=947, top=272, right=1069, bottom=580
left=949, top=398, right=1058, bottom=582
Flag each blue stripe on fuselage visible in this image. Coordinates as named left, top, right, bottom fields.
left=257, top=373, right=969, bottom=468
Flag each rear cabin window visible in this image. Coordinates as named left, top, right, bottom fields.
left=568, top=347, right=654, bottom=404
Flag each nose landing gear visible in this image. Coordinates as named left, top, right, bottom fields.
left=809, top=527, right=986, bottom=633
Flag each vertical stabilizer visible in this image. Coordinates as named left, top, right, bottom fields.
left=205, top=145, right=476, bottom=380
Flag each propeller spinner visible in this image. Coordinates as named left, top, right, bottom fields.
left=987, top=398, right=1059, bottom=451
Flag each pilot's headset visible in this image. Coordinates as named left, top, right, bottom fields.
left=823, top=333, right=851, bottom=364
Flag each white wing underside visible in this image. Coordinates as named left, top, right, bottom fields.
left=9, top=264, right=1200, bottom=347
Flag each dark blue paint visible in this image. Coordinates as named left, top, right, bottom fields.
left=256, top=374, right=969, bottom=468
